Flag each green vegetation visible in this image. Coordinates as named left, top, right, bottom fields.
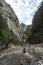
left=26, top=2, right=43, bottom=44
left=0, top=29, right=20, bottom=44
left=9, top=30, right=20, bottom=44
left=0, top=13, right=20, bottom=45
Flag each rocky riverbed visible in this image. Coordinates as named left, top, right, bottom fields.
left=0, top=45, right=43, bottom=65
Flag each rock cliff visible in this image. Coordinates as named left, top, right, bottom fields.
left=0, top=0, right=21, bottom=44
left=25, top=1, right=43, bottom=44
left=0, top=0, right=20, bottom=37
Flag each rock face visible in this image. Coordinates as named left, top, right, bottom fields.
left=20, top=23, right=27, bottom=37
left=32, top=1, right=43, bottom=34
left=20, top=23, right=25, bottom=39
left=31, top=1, right=43, bottom=43
left=26, top=2, right=43, bottom=44
left=19, top=23, right=28, bottom=42
left=0, top=0, right=20, bottom=37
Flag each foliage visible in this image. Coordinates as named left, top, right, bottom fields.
left=9, top=30, right=20, bottom=44
left=0, top=29, right=20, bottom=44
left=23, top=25, right=32, bottom=44
left=26, top=34, right=40, bottom=44
left=0, top=13, right=20, bottom=45
left=26, top=2, right=43, bottom=44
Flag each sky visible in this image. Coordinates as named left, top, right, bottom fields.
left=5, top=0, right=42, bottom=25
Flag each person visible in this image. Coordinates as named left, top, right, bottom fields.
left=5, top=40, right=9, bottom=49
left=23, top=47, right=26, bottom=53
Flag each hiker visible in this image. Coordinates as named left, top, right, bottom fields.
left=23, top=47, right=26, bottom=53
left=5, top=40, right=9, bottom=49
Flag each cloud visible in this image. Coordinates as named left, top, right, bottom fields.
left=5, top=0, right=42, bottom=25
